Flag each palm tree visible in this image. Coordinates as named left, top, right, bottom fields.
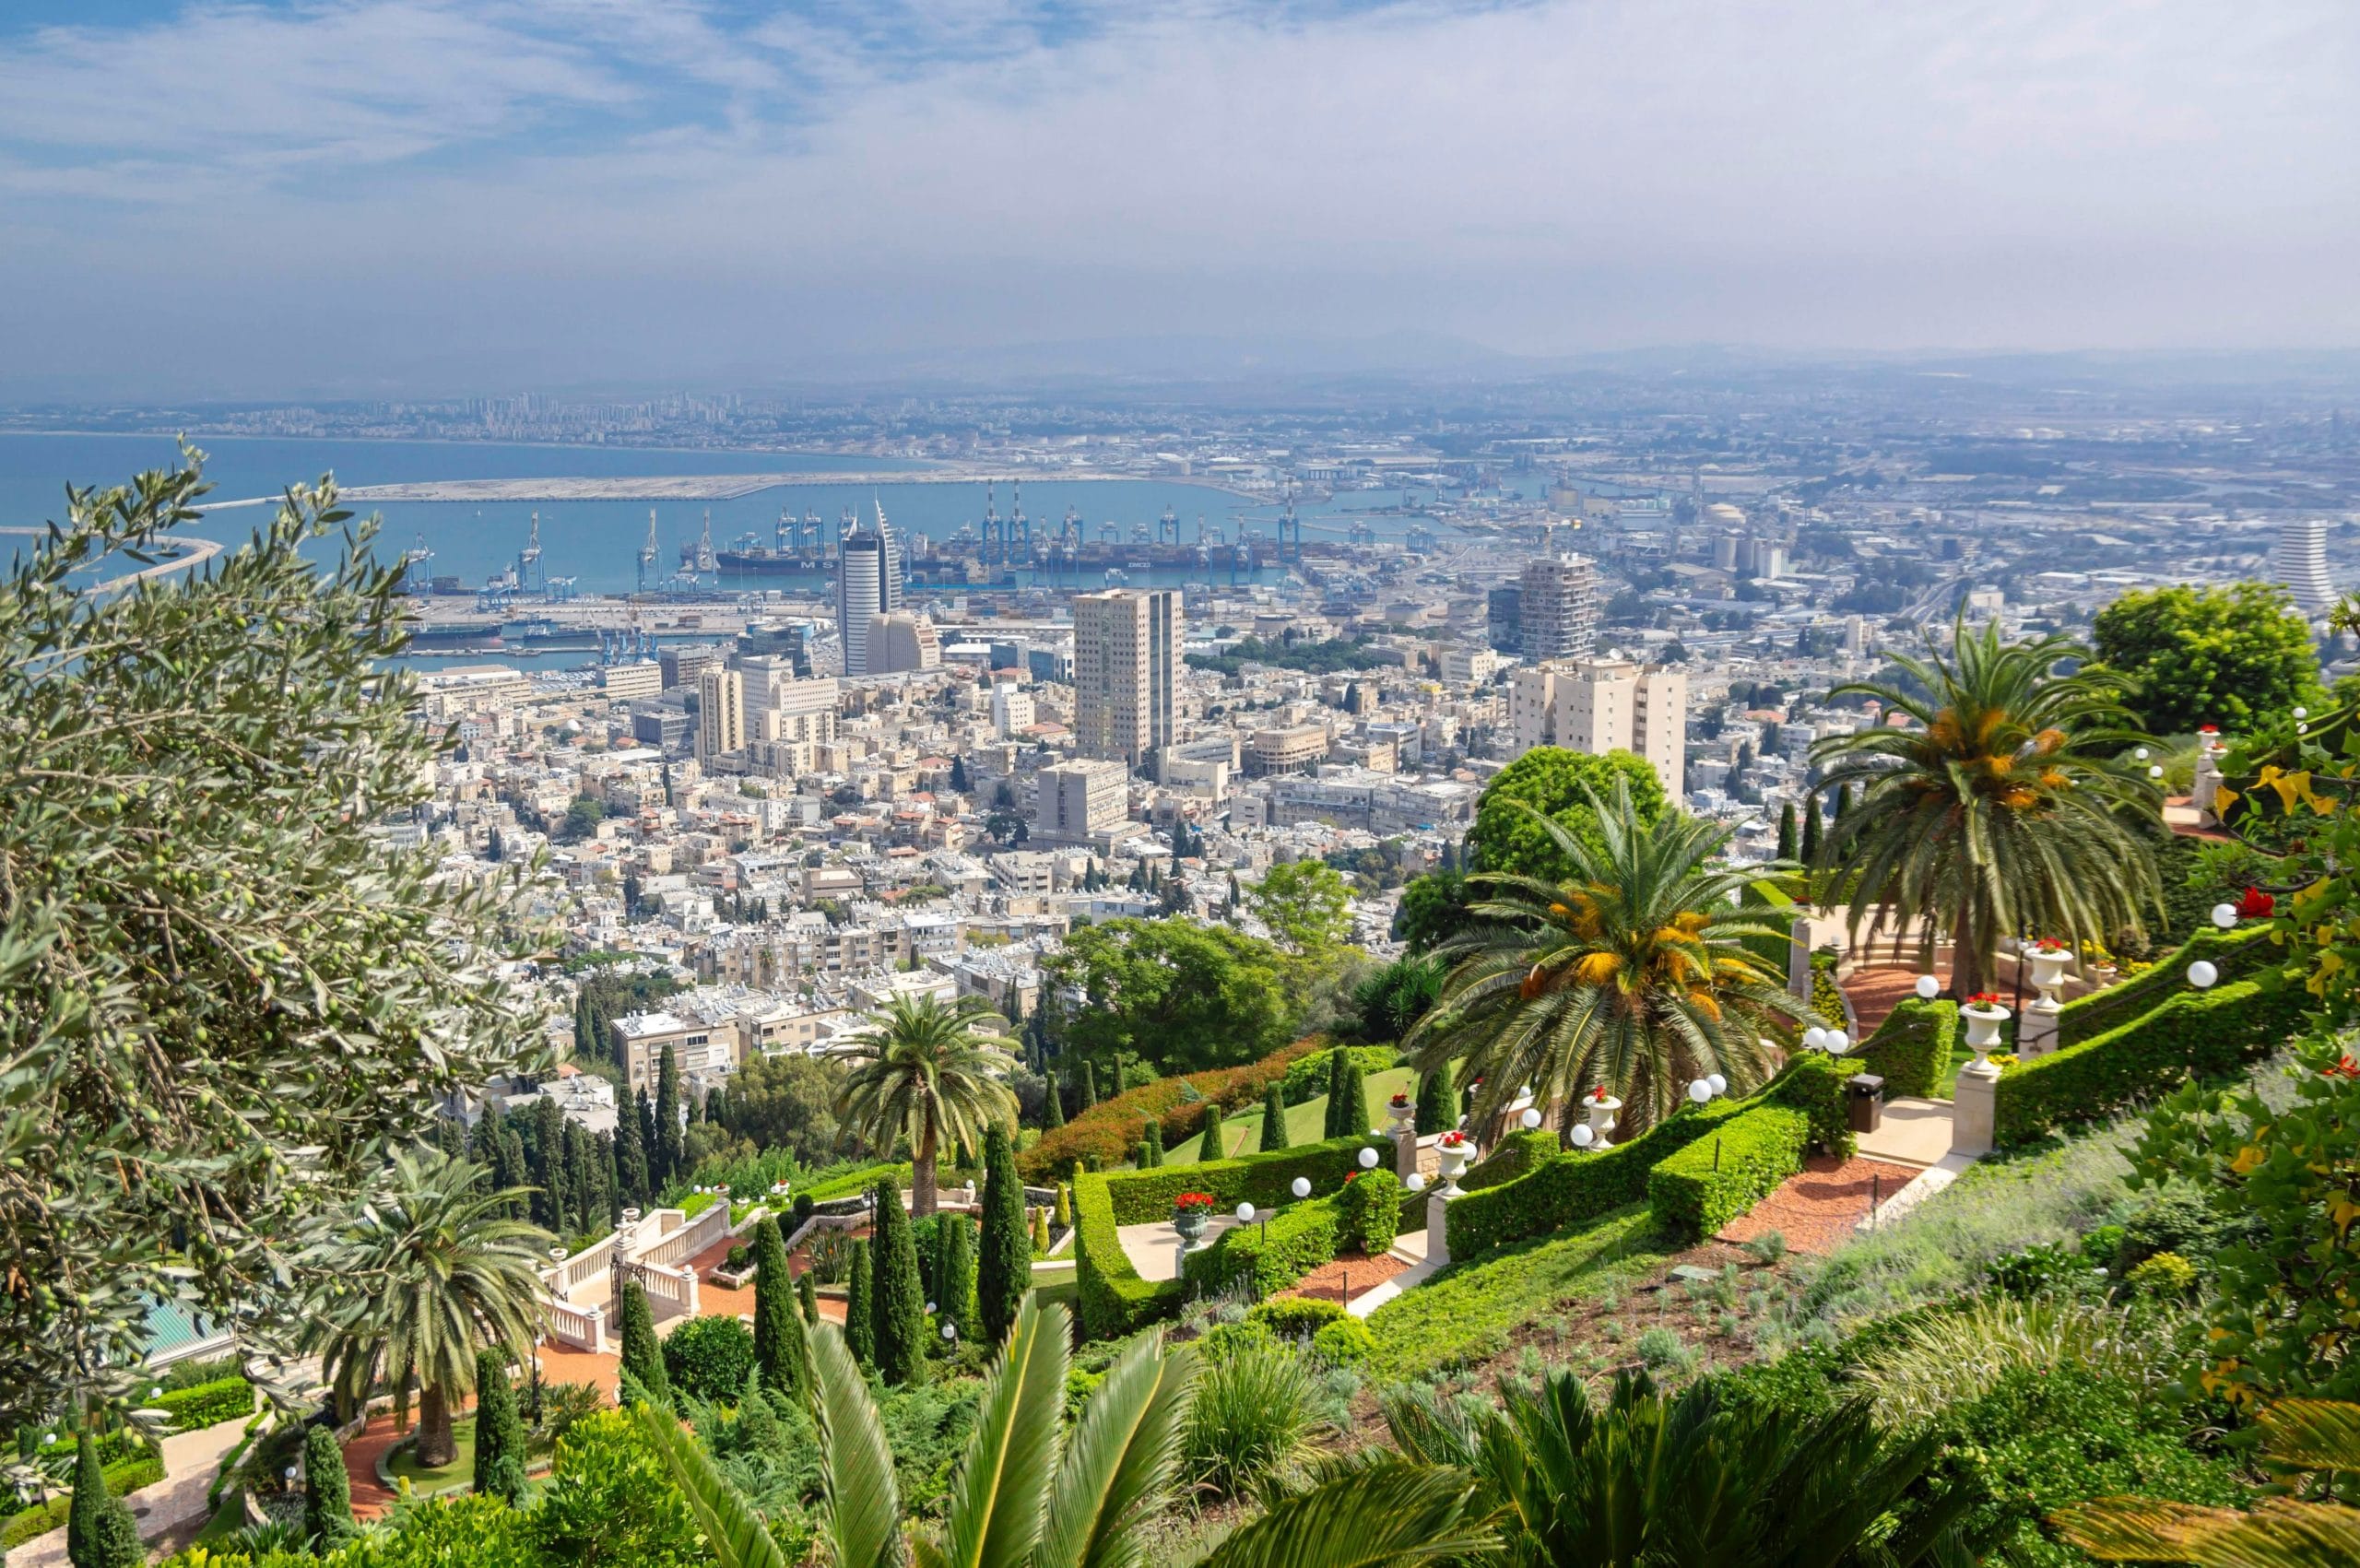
left=304, top=1149, right=551, bottom=1467
left=1810, top=616, right=2161, bottom=998
left=832, top=993, right=1018, bottom=1216
left=2053, top=1397, right=2360, bottom=1566
left=1406, top=784, right=1809, bottom=1138
left=628, top=1294, right=1490, bottom=1568
left=1381, top=1366, right=1981, bottom=1567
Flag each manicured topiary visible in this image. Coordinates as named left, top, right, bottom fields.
left=976, top=1126, right=1029, bottom=1348
left=662, top=1315, right=759, bottom=1402
left=1198, top=1109, right=1224, bottom=1161
left=797, top=1268, right=820, bottom=1326
left=1646, top=1104, right=1811, bottom=1241
left=869, top=1176, right=926, bottom=1384
left=469, top=1350, right=526, bottom=1505
left=67, top=1430, right=142, bottom=1568
left=617, top=1279, right=667, bottom=1405
left=1261, top=1085, right=1289, bottom=1150
left=1336, top=1168, right=1403, bottom=1255
left=1138, top=1118, right=1162, bottom=1168
left=304, top=1420, right=357, bottom=1546
left=752, top=1216, right=806, bottom=1397
left=1413, top=1061, right=1455, bottom=1136
left=844, top=1238, right=875, bottom=1369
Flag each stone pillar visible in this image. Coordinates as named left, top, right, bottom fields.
left=1788, top=917, right=1814, bottom=999
left=678, top=1266, right=701, bottom=1318
left=1952, top=1063, right=1998, bottom=1157
left=1425, top=1190, right=1457, bottom=1268
left=2016, top=1002, right=2060, bottom=1057
left=583, top=1303, right=607, bottom=1354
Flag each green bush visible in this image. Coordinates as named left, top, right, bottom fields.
left=1182, top=1338, right=1322, bottom=1499
left=660, top=1315, right=758, bottom=1403
left=1246, top=1297, right=1348, bottom=1338
left=2127, top=1251, right=2198, bottom=1298
left=151, top=1375, right=252, bottom=1432
left=1738, top=879, right=1798, bottom=973
left=1186, top=1194, right=1340, bottom=1299
left=1810, top=948, right=1847, bottom=1029
left=2054, top=923, right=2272, bottom=1046
left=3, top=1453, right=161, bottom=1551
left=1855, top=997, right=1955, bottom=1099
left=1647, top=1104, right=1811, bottom=1242
left=1311, top=1317, right=1373, bottom=1365
left=1994, top=974, right=2308, bottom=1144
left=1336, top=1168, right=1402, bottom=1255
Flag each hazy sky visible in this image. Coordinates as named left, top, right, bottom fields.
left=1, top=0, right=2354, bottom=396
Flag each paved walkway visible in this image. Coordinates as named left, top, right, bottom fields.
left=1116, top=1216, right=1241, bottom=1281
left=1856, top=1097, right=1957, bottom=1167
left=6, top=1416, right=251, bottom=1567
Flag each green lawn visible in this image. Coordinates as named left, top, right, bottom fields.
left=1160, top=1067, right=1417, bottom=1166
left=384, top=1415, right=478, bottom=1498
left=1028, top=1276, right=1080, bottom=1316
left=1362, top=1206, right=1674, bottom=1381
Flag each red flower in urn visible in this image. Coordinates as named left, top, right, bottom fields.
left=2236, top=886, right=2275, bottom=920
left=1389, top=1091, right=1412, bottom=1108
left=1590, top=1085, right=1611, bottom=1102
left=1173, top=1192, right=1217, bottom=1213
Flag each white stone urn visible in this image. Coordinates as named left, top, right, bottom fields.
left=1960, top=1001, right=2011, bottom=1076
left=2025, top=946, right=2071, bottom=1008
left=1434, top=1135, right=1476, bottom=1195
left=1582, top=1093, right=1622, bottom=1150
left=1386, top=1094, right=1418, bottom=1136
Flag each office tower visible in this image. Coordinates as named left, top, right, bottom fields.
left=1074, top=588, right=1181, bottom=774
left=1486, top=585, right=1522, bottom=653
left=1518, top=553, right=1598, bottom=663
left=2275, top=518, right=2335, bottom=615
left=1034, top=759, right=1131, bottom=843
left=836, top=501, right=903, bottom=677
left=695, top=666, right=745, bottom=768
left=863, top=611, right=941, bottom=675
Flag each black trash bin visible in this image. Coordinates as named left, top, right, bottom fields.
left=1847, top=1072, right=1885, bottom=1134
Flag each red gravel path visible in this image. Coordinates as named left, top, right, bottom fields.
left=1273, top=1251, right=1411, bottom=1307
left=1717, top=1154, right=1922, bottom=1256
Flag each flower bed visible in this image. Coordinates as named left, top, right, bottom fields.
left=1020, top=1037, right=1328, bottom=1182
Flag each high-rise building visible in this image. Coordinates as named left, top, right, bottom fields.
left=1033, top=759, right=1131, bottom=843
left=1511, top=656, right=1689, bottom=797
left=695, top=666, right=745, bottom=768
left=1518, top=553, right=1598, bottom=663
left=2274, top=518, right=2335, bottom=615
left=1073, top=588, right=1181, bottom=775
left=836, top=502, right=903, bottom=677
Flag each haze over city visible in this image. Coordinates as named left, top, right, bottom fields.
left=2, top=0, right=2355, bottom=397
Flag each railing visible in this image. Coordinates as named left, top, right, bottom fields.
left=542, top=1295, right=607, bottom=1353
left=635, top=1263, right=700, bottom=1316
left=634, top=1203, right=731, bottom=1268
left=540, top=1233, right=617, bottom=1301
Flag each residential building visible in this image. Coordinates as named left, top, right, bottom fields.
left=1518, top=552, right=1598, bottom=663
left=696, top=666, right=745, bottom=768
left=1073, top=588, right=1181, bottom=774
left=864, top=611, right=941, bottom=675
left=1034, top=758, right=1130, bottom=843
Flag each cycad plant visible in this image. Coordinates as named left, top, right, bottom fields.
left=833, top=994, right=1018, bottom=1216
left=1407, top=784, right=1808, bottom=1137
left=1809, top=616, right=2161, bottom=997
left=630, top=1295, right=1488, bottom=1568
left=302, top=1149, right=551, bottom=1465
left=1382, top=1366, right=1977, bottom=1567
left=2054, top=1397, right=2360, bottom=1565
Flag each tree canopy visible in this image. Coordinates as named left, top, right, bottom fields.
left=1247, top=859, right=1354, bottom=956
left=1042, top=916, right=1295, bottom=1074
left=2092, top=581, right=2320, bottom=736
left=1464, top=748, right=1668, bottom=885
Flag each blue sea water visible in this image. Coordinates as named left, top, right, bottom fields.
left=0, top=431, right=1447, bottom=595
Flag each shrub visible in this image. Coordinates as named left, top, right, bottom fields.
left=1850, top=1294, right=2188, bottom=1429
left=1634, top=1326, right=1693, bottom=1373
left=662, top=1315, right=758, bottom=1403
left=470, top=1350, right=527, bottom=1506
left=1810, top=947, right=1847, bottom=1029
left=1994, top=974, right=2307, bottom=1144
left=66, top=1431, right=144, bottom=1568
left=1186, top=1193, right=1340, bottom=1300
left=1336, top=1168, right=1402, bottom=1255
left=151, top=1375, right=252, bottom=1433
left=1854, top=997, right=1955, bottom=1099
left=1020, top=1037, right=1327, bottom=1181
left=2128, top=1251, right=2199, bottom=1299
left=1247, top=1295, right=1348, bottom=1338
left=1646, top=1104, right=1810, bottom=1242
left=2, top=1453, right=161, bottom=1552
left=1458, top=1129, right=1556, bottom=1192
left=617, top=1279, right=667, bottom=1405
left=1280, top=1043, right=1397, bottom=1106
left=724, top=1243, right=751, bottom=1271
left=1311, top=1317, right=1374, bottom=1365
left=1183, top=1338, right=1323, bottom=1497
left=1414, top=1060, right=1455, bottom=1135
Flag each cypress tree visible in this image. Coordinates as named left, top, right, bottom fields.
left=870, top=1177, right=926, bottom=1385
left=1800, top=796, right=1823, bottom=867
left=1322, top=1048, right=1351, bottom=1139
left=844, top=1238, right=876, bottom=1369
left=494, top=1122, right=530, bottom=1220
left=1044, top=1077, right=1065, bottom=1129
left=976, top=1126, right=1028, bottom=1347
left=939, top=1213, right=978, bottom=1340
left=1054, top=1185, right=1072, bottom=1231
left=1776, top=801, right=1799, bottom=861
left=66, top=1430, right=141, bottom=1568
left=1198, top=1108, right=1224, bottom=1161
left=797, top=1268, right=820, bottom=1326
left=1414, top=1061, right=1456, bottom=1136
left=1138, top=1118, right=1162, bottom=1167
left=653, top=1045, right=683, bottom=1188
left=302, top=1421, right=354, bottom=1548
left=1339, top=1053, right=1368, bottom=1139
left=1261, top=1083, right=1290, bottom=1150
left=618, top=1279, right=667, bottom=1405
left=469, top=1106, right=501, bottom=1162
left=1079, top=1060, right=1097, bottom=1111
left=1031, top=1205, right=1050, bottom=1255
left=618, top=1089, right=652, bottom=1205
left=560, top=1121, right=593, bottom=1237
left=751, top=1217, right=807, bottom=1398
left=471, top=1350, right=526, bottom=1504
left=592, top=1130, right=619, bottom=1227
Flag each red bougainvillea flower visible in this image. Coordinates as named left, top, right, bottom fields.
left=2236, top=886, right=2275, bottom=919
left=2321, top=1055, right=2359, bottom=1079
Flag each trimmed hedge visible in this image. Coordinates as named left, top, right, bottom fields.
left=1458, top=1129, right=1556, bottom=1192
left=1021, top=1037, right=1327, bottom=1182
left=1855, top=997, right=1955, bottom=1099
left=802, top=1161, right=910, bottom=1202
left=1, top=1454, right=163, bottom=1550
left=1337, top=1168, right=1402, bottom=1254
left=1443, top=1055, right=1850, bottom=1261
left=1071, top=1132, right=1389, bottom=1337
left=152, top=1376, right=254, bottom=1433
left=1186, top=1196, right=1339, bottom=1297
left=1995, top=973, right=2309, bottom=1145
left=1646, top=1103, right=1811, bottom=1241
left=1810, top=948, right=1847, bottom=1029
left=2054, top=924, right=2272, bottom=1047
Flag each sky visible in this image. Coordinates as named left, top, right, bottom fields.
left=0, top=0, right=2354, bottom=398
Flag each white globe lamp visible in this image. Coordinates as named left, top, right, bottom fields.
left=1358, top=1146, right=1380, bottom=1170
left=1688, top=1079, right=1712, bottom=1104
left=1707, top=1073, right=1728, bottom=1095
left=1915, top=974, right=1941, bottom=1000
left=2189, top=960, right=2220, bottom=989
left=2212, top=902, right=2238, bottom=929
left=1828, top=1031, right=1852, bottom=1055
left=1291, top=1177, right=1312, bottom=1199
left=1234, top=1202, right=1256, bottom=1222
left=1519, top=1106, right=1543, bottom=1129
left=1406, top=1173, right=1428, bottom=1193
left=1570, top=1124, right=1596, bottom=1149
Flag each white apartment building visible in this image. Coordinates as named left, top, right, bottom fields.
left=1073, top=588, right=1181, bottom=775
left=695, top=666, right=746, bottom=769
left=1034, top=758, right=1131, bottom=843
left=990, top=681, right=1036, bottom=738
left=1508, top=657, right=1688, bottom=798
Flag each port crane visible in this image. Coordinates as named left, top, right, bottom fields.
left=637, top=509, right=660, bottom=593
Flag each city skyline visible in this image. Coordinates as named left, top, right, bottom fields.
left=2, top=1, right=2355, bottom=399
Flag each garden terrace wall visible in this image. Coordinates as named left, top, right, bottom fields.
left=1995, top=974, right=2310, bottom=1146
left=1020, top=1037, right=1328, bottom=1182
left=1647, top=1103, right=1811, bottom=1240
left=1443, top=1055, right=1850, bottom=1261
left=1071, top=1133, right=1391, bottom=1337
left=1855, top=997, right=1956, bottom=1099
left=2055, top=925, right=2272, bottom=1047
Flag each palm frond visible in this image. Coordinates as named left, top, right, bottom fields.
left=1035, top=1325, right=1196, bottom=1568
left=923, top=1295, right=1068, bottom=1568
left=623, top=1376, right=793, bottom=1568
left=1196, top=1457, right=1492, bottom=1568
left=811, top=1321, right=906, bottom=1568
